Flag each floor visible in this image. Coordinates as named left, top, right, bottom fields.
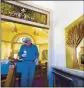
left=15, top=66, right=48, bottom=87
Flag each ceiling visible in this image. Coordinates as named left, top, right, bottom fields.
left=1, top=20, right=49, bottom=44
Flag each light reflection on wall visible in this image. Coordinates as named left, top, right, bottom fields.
left=8, top=48, right=12, bottom=57
left=77, top=38, right=84, bottom=57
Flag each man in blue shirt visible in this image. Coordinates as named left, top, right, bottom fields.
left=18, top=37, right=39, bottom=87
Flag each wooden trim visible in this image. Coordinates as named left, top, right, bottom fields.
left=4, top=64, right=16, bottom=87
left=1, top=15, right=49, bottom=29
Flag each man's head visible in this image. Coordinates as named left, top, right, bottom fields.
left=22, top=37, right=32, bottom=46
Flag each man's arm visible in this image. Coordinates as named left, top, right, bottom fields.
left=18, top=45, right=23, bottom=58
left=35, top=45, right=39, bottom=59
left=34, top=45, right=39, bottom=65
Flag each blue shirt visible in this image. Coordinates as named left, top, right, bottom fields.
left=18, top=44, right=39, bottom=61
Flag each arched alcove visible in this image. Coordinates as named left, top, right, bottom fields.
left=10, top=33, right=35, bottom=58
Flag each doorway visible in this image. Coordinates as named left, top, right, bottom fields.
left=1, top=20, right=49, bottom=86
left=1, top=0, right=51, bottom=87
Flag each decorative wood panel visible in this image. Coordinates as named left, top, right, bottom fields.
left=1, top=1, right=47, bottom=25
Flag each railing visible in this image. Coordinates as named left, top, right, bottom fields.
left=52, top=67, right=84, bottom=87
left=52, top=71, right=74, bottom=87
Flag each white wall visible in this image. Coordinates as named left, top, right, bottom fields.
left=21, top=1, right=83, bottom=68
left=52, top=1, right=83, bottom=68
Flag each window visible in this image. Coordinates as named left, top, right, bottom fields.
left=17, top=37, right=27, bottom=43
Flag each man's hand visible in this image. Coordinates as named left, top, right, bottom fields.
left=34, top=59, right=39, bottom=65
left=22, top=54, right=26, bottom=57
